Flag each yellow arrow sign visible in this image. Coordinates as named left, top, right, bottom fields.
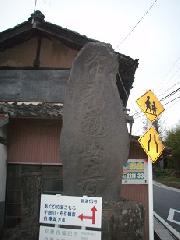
left=138, top=127, right=165, bottom=163
left=136, top=90, right=165, bottom=122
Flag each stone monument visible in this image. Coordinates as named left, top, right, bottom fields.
left=60, top=42, right=144, bottom=240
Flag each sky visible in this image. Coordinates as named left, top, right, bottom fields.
left=1, top=0, right=180, bottom=136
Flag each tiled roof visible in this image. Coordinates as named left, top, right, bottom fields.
left=0, top=102, right=63, bottom=119
left=0, top=10, right=96, bottom=50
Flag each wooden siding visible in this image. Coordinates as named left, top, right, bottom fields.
left=0, top=36, right=78, bottom=68
left=7, top=119, right=62, bottom=164
left=129, top=137, right=147, bottom=159
left=40, top=37, right=78, bottom=68
left=0, top=38, right=37, bottom=67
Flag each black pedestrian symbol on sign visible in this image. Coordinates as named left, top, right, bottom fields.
left=147, top=134, right=158, bottom=153
left=152, top=101, right=157, bottom=116
left=145, top=96, right=157, bottom=116
left=145, top=96, right=151, bottom=113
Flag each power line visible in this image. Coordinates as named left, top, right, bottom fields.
left=158, top=71, right=180, bottom=97
left=134, top=112, right=144, bottom=120
left=160, top=87, right=180, bottom=101
left=158, top=81, right=180, bottom=98
left=132, top=111, right=140, bottom=116
left=126, top=39, right=180, bottom=117
left=129, top=55, right=180, bottom=107
left=165, top=98, right=180, bottom=107
left=155, top=55, right=180, bottom=92
left=117, top=0, right=158, bottom=47
left=164, top=95, right=180, bottom=107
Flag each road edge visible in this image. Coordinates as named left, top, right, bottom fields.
left=154, top=211, right=180, bottom=240
left=153, top=181, right=180, bottom=193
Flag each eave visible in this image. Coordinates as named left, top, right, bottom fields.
left=0, top=11, right=96, bottom=51
left=0, top=102, right=63, bottom=119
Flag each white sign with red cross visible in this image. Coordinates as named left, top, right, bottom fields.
left=39, top=194, right=102, bottom=228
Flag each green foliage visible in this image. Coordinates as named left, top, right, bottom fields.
left=165, top=124, right=180, bottom=171
left=154, top=168, right=180, bottom=189
left=155, top=168, right=175, bottom=177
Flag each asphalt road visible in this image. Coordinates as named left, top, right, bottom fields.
left=153, top=182, right=180, bottom=234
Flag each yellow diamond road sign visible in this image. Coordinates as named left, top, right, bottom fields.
left=138, top=127, right=165, bottom=163
left=136, top=90, right=165, bottom=122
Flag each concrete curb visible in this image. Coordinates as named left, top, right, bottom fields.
left=154, top=211, right=180, bottom=240
left=153, top=181, right=180, bottom=193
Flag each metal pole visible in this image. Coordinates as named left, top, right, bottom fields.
left=148, top=120, right=154, bottom=240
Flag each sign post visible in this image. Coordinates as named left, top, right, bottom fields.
left=147, top=145, right=154, bottom=240
left=136, top=90, right=165, bottom=240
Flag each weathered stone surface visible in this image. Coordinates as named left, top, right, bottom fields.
left=61, top=42, right=129, bottom=201
left=2, top=173, right=41, bottom=240
left=102, top=199, right=144, bottom=240
left=2, top=165, right=63, bottom=240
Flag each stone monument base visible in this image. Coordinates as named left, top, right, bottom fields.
left=102, top=199, right=144, bottom=240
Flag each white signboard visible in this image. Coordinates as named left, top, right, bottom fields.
left=39, top=195, right=102, bottom=228
left=122, top=159, right=148, bottom=184
left=39, top=225, right=101, bottom=240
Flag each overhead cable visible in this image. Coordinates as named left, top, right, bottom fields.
left=160, top=87, right=180, bottom=101
left=164, top=95, right=180, bottom=107
left=156, top=55, right=180, bottom=91
left=158, top=81, right=180, bottom=98
left=117, top=0, right=158, bottom=46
